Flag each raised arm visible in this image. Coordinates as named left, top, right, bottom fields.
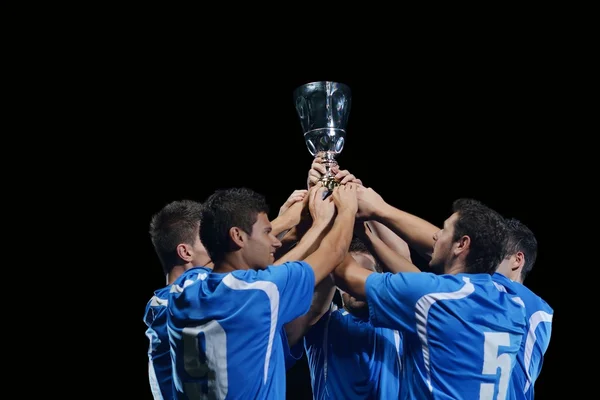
left=303, top=183, right=358, bottom=285
left=274, top=186, right=335, bottom=265
left=357, top=186, right=439, bottom=261
left=332, top=253, right=374, bottom=300
left=366, top=221, right=412, bottom=262
left=271, top=190, right=308, bottom=238
left=356, top=222, right=420, bottom=274
left=284, top=275, right=336, bottom=346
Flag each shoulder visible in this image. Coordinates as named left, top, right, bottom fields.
left=251, top=261, right=314, bottom=281
left=492, top=273, right=553, bottom=315
left=154, top=285, right=172, bottom=300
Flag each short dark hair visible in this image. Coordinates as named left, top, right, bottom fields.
left=200, top=187, right=270, bottom=264
left=504, top=218, right=538, bottom=281
left=149, top=200, right=203, bottom=275
left=452, top=198, right=508, bottom=275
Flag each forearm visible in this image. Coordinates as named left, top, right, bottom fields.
left=311, top=209, right=356, bottom=283
left=372, top=203, right=439, bottom=260
left=271, top=213, right=297, bottom=238
left=333, top=254, right=372, bottom=300
left=366, top=221, right=412, bottom=261
left=275, top=221, right=329, bottom=265
left=365, top=231, right=420, bottom=274
left=285, top=275, right=335, bottom=347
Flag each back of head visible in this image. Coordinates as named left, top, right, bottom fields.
left=452, top=198, right=508, bottom=275
left=505, top=217, right=538, bottom=282
left=200, top=187, right=270, bottom=264
left=149, top=199, right=203, bottom=275
left=348, top=236, right=381, bottom=272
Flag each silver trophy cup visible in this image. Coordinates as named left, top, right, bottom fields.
left=293, top=81, right=352, bottom=191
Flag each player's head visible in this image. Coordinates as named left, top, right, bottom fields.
left=430, top=198, right=508, bottom=275
left=496, top=218, right=538, bottom=283
left=341, top=237, right=381, bottom=317
left=200, top=187, right=281, bottom=269
left=149, top=199, right=209, bottom=276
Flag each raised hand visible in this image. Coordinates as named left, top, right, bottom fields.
left=331, top=182, right=359, bottom=216
left=307, top=156, right=363, bottom=188
left=279, top=189, right=308, bottom=216
left=331, top=166, right=363, bottom=186
left=307, top=157, right=327, bottom=188
left=356, top=186, right=386, bottom=220
left=308, top=183, right=336, bottom=226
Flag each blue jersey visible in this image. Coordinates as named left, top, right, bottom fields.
left=167, top=261, right=315, bottom=400
left=365, top=272, right=527, bottom=400
left=304, top=303, right=402, bottom=399
left=492, top=273, right=553, bottom=399
left=143, top=267, right=211, bottom=400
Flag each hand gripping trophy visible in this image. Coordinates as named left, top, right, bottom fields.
left=293, top=81, right=352, bottom=191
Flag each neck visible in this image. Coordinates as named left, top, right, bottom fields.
left=444, top=259, right=466, bottom=275
left=167, top=264, right=190, bottom=285
left=212, top=253, right=253, bottom=274
left=496, top=260, right=523, bottom=283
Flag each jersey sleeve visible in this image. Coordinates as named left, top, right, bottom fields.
left=255, top=260, right=316, bottom=324
left=365, top=272, right=471, bottom=333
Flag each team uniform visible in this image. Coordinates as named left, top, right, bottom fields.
left=143, top=266, right=212, bottom=400
left=365, top=272, right=527, bottom=400
left=304, top=303, right=402, bottom=399
left=167, top=261, right=315, bottom=400
left=492, top=273, right=553, bottom=399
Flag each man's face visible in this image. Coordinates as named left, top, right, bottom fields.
left=243, top=212, right=282, bottom=270
left=429, top=212, right=458, bottom=274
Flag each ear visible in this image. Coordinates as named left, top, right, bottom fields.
left=229, top=226, right=246, bottom=249
left=176, top=243, right=193, bottom=262
left=512, top=251, right=525, bottom=272
left=454, top=235, right=471, bottom=256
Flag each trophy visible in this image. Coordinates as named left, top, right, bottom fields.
left=293, top=81, right=351, bottom=191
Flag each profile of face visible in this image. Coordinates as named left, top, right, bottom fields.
left=429, top=212, right=459, bottom=274
left=341, top=252, right=377, bottom=316
left=242, top=212, right=282, bottom=270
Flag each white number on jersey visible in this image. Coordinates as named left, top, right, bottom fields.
left=479, top=332, right=512, bottom=400
left=182, top=321, right=228, bottom=400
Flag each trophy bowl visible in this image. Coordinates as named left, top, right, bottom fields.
left=293, top=81, right=352, bottom=191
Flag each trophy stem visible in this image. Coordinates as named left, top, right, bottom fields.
left=319, top=151, right=339, bottom=191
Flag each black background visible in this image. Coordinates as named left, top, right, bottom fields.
left=114, top=60, right=575, bottom=399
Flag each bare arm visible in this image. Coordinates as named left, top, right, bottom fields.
left=366, top=221, right=412, bottom=261
left=363, top=225, right=420, bottom=273
left=332, top=253, right=374, bottom=300
left=271, top=197, right=306, bottom=238
left=357, top=186, right=439, bottom=261
left=304, top=184, right=358, bottom=286
left=274, top=219, right=330, bottom=265
left=375, top=204, right=438, bottom=260
left=284, top=275, right=336, bottom=346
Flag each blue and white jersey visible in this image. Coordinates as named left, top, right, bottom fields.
left=143, top=267, right=211, bottom=400
left=304, top=303, right=402, bottom=399
left=365, top=272, right=527, bottom=400
left=167, top=261, right=315, bottom=400
left=492, top=273, right=553, bottom=399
